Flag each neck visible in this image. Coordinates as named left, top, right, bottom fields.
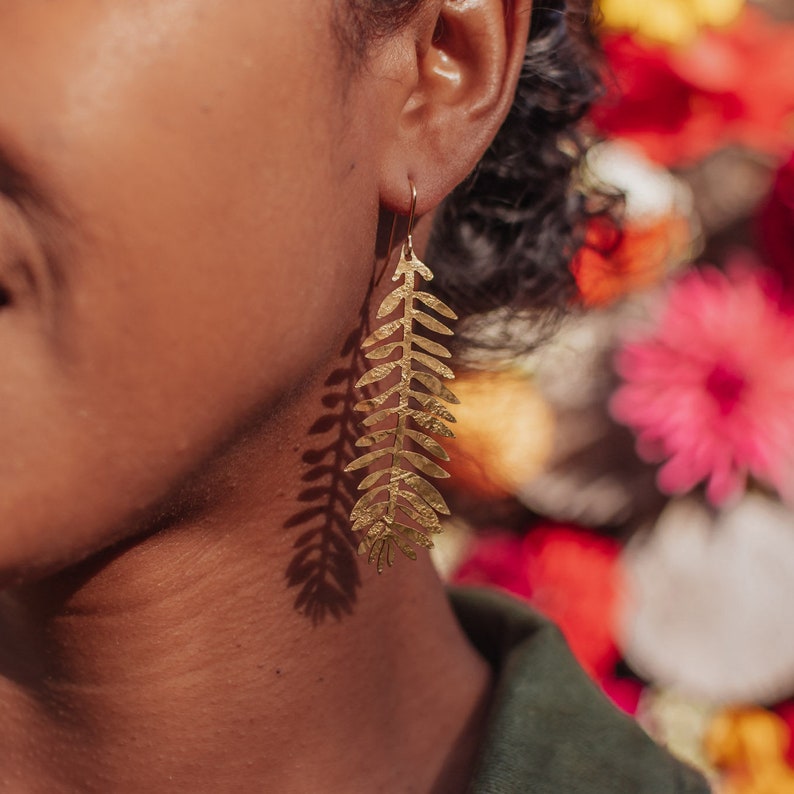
left=0, top=304, right=491, bottom=794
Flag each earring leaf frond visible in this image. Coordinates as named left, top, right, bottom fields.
left=410, top=352, right=455, bottom=379
left=362, top=320, right=402, bottom=347
left=404, top=429, right=450, bottom=461
left=414, top=291, right=457, bottom=319
left=355, top=361, right=400, bottom=388
left=345, top=246, right=459, bottom=573
left=364, top=342, right=404, bottom=360
left=412, top=336, right=452, bottom=359
left=414, top=312, right=454, bottom=336
left=411, top=371, right=460, bottom=403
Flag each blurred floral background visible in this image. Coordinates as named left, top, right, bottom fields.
left=435, top=1, right=794, bottom=791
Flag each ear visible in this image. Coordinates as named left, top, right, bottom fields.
left=376, top=0, right=533, bottom=216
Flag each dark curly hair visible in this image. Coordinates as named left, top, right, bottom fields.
left=340, top=0, right=614, bottom=338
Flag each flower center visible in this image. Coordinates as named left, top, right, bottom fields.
left=705, top=363, right=746, bottom=415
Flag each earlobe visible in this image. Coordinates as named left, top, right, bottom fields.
left=378, top=0, right=533, bottom=216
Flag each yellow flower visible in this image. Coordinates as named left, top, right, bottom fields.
left=706, top=707, right=794, bottom=794
left=599, top=0, right=745, bottom=45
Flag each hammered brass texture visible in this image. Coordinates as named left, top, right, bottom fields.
left=345, top=243, right=459, bottom=573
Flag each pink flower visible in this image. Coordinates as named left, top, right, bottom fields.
left=611, top=259, right=794, bottom=505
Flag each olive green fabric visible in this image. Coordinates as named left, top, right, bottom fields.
left=450, top=587, right=711, bottom=794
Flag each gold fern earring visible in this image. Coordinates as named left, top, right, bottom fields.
left=345, top=180, right=459, bottom=573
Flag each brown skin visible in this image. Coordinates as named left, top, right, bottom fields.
left=0, top=1, right=531, bottom=791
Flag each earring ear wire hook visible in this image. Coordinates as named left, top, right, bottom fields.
left=404, top=180, right=418, bottom=260
left=376, top=179, right=417, bottom=284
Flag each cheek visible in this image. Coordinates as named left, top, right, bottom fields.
left=0, top=1, right=382, bottom=582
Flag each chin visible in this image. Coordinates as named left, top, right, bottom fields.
left=0, top=478, right=116, bottom=591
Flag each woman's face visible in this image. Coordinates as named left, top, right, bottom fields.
left=0, top=0, right=391, bottom=583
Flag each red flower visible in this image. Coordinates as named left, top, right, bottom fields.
left=592, top=9, right=794, bottom=166
left=774, top=700, right=794, bottom=767
left=600, top=676, right=644, bottom=716
left=454, top=524, right=624, bottom=679
left=759, top=152, right=794, bottom=293
left=452, top=533, right=532, bottom=600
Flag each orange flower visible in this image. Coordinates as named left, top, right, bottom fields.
left=572, top=141, right=693, bottom=306
left=443, top=370, right=555, bottom=499
left=706, top=708, right=794, bottom=794
left=572, top=214, right=691, bottom=307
